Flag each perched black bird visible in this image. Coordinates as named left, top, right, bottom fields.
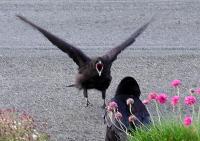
left=17, top=15, right=152, bottom=107
left=105, top=76, right=151, bottom=141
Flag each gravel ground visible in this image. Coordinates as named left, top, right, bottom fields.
left=0, top=0, right=200, bottom=141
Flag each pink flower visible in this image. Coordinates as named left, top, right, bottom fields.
left=171, top=96, right=180, bottom=106
left=107, top=101, right=118, bottom=111
left=126, top=98, right=134, bottom=105
left=195, top=88, right=200, bottom=94
left=148, top=92, right=158, bottom=100
left=156, top=93, right=168, bottom=104
left=107, top=106, right=113, bottom=112
left=115, top=112, right=122, bottom=120
left=128, top=115, right=136, bottom=122
left=183, top=116, right=192, bottom=127
left=171, top=79, right=181, bottom=87
left=20, top=112, right=33, bottom=122
left=184, top=96, right=196, bottom=106
left=142, top=99, right=150, bottom=105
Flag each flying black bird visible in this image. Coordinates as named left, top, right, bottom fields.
left=17, top=15, right=152, bottom=107
left=105, top=76, right=151, bottom=141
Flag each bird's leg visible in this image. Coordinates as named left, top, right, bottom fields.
left=101, top=90, right=106, bottom=109
left=83, top=89, right=90, bottom=107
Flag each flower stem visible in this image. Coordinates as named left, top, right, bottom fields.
left=177, top=87, right=180, bottom=96
left=131, top=120, right=138, bottom=131
left=129, top=105, right=149, bottom=130
left=175, top=87, right=182, bottom=120
left=192, top=105, right=195, bottom=120
left=178, top=103, right=182, bottom=121
left=117, top=119, right=128, bottom=133
left=108, top=112, right=128, bottom=135
left=154, top=100, right=161, bottom=125
left=146, top=106, right=155, bottom=127
left=197, top=107, right=200, bottom=122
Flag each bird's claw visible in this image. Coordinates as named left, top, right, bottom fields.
left=85, top=100, right=92, bottom=107
left=101, top=103, right=106, bottom=109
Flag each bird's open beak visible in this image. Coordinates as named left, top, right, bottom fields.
left=98, top=71, right=102, bottom=76
left=96, top=61, right=103, bottom=77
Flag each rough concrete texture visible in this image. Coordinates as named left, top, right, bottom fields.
left=0, top=0, right=200, bottom=141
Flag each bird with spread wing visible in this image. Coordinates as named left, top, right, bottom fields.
left=17, top=15, right=152, bottom=107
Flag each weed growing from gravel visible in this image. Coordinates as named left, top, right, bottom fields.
left=0, top=108, right=49, bottom=141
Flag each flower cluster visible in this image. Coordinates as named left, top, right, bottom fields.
left=0, top=108, right=49, bottom=141
left=156, top=93, right=168, bottom=104
left=107, top=101, right=118, bottom=112
left=184, top=116, right=192, bottom=127
left=106, top=98, right=147, bottom=136
left=143, top=92, right=168, bottom=105
left=171, top=96, right=180, bottom=106
left=106, top=98, right=135, bottom=121
left=171, top=79, right=181, bottom=87
left=184, top=96, right=196, bottom=106
left=143, top=79, right=200, bottom=127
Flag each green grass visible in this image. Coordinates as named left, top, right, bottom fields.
left=129, top=121, right=200, bottom=141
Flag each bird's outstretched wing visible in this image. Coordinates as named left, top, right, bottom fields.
left=102, top=18, right=153, bottom=62
left=17, top=15, right=91, bottom=67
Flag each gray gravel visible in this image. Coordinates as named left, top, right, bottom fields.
left=0, top=1, right=200, bottom=141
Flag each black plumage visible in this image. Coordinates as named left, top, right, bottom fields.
left=105, top=76, right=151, bottom=141
left=17, top=15, right=152, bottom=107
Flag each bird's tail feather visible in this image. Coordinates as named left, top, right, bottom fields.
left=66, top=84, right=76, bottom=87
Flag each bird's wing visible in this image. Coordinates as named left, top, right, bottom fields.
left=102, top=18, right=153, bottom=62
left=17, top=15, right=91, bottom=67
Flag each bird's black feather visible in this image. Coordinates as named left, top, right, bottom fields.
left=17, top=15, right=91, bottom=67
left=102, top=18, right=153, bottom=62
